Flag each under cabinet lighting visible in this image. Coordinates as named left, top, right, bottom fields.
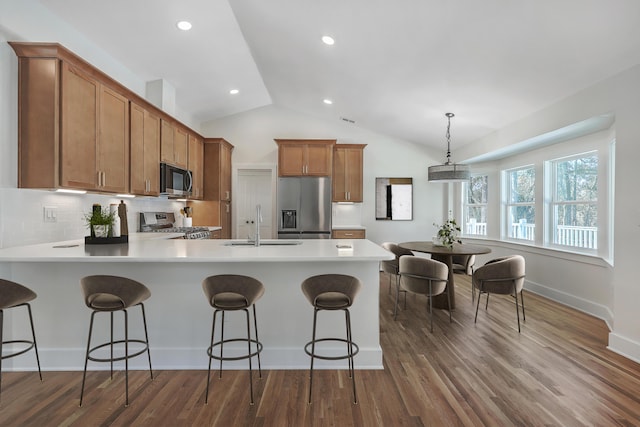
left=55, top=189, right=86, bottom=194
left=116, top=194, right=136, bottom=198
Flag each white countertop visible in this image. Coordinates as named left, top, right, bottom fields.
left=0, top=238, right=393, bottom=263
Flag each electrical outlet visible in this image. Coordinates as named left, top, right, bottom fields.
left=43, top=206, right=57, bottom=223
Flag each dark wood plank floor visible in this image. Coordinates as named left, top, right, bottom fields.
left=1, top=273, right=639, bottom=426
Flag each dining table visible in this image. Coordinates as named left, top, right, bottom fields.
left=398, top=241, right=491, bottom=310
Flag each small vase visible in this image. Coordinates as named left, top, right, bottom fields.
left=93, top=225, right=109, bottom=238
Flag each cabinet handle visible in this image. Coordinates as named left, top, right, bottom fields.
left=345, top=233, right=353, bottom=236
left=226, top=204, right=230, bottom=213
left=225, top=191, right=230, bottom=200
left=102, top=172, right=106, bottom=188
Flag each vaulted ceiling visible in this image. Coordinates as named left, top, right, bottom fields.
left=38, top=0, right=640, bottom=150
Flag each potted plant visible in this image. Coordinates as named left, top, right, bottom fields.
left=433, top=217, right=462, bottom=249
left=84, top=205, right=116, bottom=238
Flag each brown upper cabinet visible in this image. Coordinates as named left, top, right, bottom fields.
left=10, top=44, right=130, bottom=193
left=161, top=121, right=188, bottom=169
left=333, top=144, right=366, bottom=202
left=275, top=139, right=335, bottom=176
left=130, top=102, right=160, bottom=196
left=204, top=138, right=233, bottom=202
left=188, top=133, right=204, bottom=200
left=10, top=42, right=203, bottom=195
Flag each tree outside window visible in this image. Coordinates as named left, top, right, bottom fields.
left=551, top=153, right=598, bottom=249
left=506, top=166, right=535, bottom=240
left=463, top=175, right=488, bottom=236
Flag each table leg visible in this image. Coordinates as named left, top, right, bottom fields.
left=430, top=254, right=455, bottom=310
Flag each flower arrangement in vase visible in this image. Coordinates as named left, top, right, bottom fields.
left=433, top=216, right=462, bottom=249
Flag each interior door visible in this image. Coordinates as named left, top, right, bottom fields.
left=236, top=169, right=274, bottom=239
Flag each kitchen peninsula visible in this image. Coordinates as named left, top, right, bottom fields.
left=0, top=238, right=393, bottom=371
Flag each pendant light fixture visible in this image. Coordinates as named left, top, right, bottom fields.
left=428, top=112, right=470, bottom=182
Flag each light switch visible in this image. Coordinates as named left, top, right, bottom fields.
left=44, top=206, right=57, bottom=223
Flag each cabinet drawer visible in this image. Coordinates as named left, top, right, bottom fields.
left=210, top=230, right=222, bottom=239
left=332, top=229, right=366, bottom=239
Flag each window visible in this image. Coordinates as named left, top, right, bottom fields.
left=505, top=166, right=535, bottom=241
left=550, top=152, right=598, bottom=250
left=463, top=175, right=488, bottom=236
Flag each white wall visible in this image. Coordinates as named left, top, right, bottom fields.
left=456, top=64, right=640, bottom=363
left=200, top=104, right=446, bottom=244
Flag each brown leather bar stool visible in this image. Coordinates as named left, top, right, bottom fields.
left=301, top=274, right=362, bottom=404
left=79, top=275, right=153, bottom=407
left=202, top=274, right=264, bottom=405
left=0, top=279, right=42, bottom=400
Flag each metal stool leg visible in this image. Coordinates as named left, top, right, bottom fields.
left=80, top=311, right=97, bottom=406
left=140, top=303, right=153, bottom=379
left=252, top=305, right=262, bottom=378
left=308, top=307, right=319, bottom=404
left=205, top=309, right=218, bottom=404
left=345, top=308, right=357, bottom=404
left=25, top=304, right=42, bottom=382
left=244, top=308, right=254, bottom=405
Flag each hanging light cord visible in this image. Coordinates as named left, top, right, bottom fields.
left=444, top=112, right=454, bottom=165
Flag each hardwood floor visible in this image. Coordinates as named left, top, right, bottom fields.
left=1, top=273, right=639, bottom=426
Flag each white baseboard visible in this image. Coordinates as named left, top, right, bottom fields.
left=524, top=279, right=614, bottom=329
left=607, top=333, right=640, bottom=364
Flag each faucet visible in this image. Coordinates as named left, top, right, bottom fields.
left=254, top=204, right=262, bottom=246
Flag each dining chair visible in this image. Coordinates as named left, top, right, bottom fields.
left=380, top=242, right=414, bottom=319
left=473, top=255, right=526, bottom=332
left=398, top=255, right=451, bottom=332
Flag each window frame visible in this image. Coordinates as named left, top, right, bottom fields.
left=462, top=174, right=488, bottom=237
left=503, top=165, right=536, bottom=242
left=546, top=151, right=599, bottom=253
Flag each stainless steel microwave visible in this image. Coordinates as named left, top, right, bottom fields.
left=160, top=163, right=192, bottom=197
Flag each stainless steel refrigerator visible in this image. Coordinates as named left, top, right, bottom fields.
left=277, top=177, right=331, bottom=239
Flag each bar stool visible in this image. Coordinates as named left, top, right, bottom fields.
left=301, top=274, right=362, bottom=404
left=202, top=274, right=264, bottom=405
left=0, top=279, right=42, bottom=400
left=79, top=275, right=153, bottom=407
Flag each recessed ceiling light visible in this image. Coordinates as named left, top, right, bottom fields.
left=177, top=21, right=192, bottom=31
left=321, top=35, right=335, bottom=45
left=229, top=89, right=239, bottom=95
left=323, top=99, right=333, bottom=105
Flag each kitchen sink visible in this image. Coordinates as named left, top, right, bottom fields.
left=224, top=239, right=303, bottom=246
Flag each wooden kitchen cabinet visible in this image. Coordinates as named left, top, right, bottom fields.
left=188, top=133, right=204, bottom=199
left=332, top=229, right=366, bottom=239
left=275, top=139, right=335, bottom=176
left=59, top=62, right=129, bottom=193
left=130, top=102, right=160, bottom=196
left=160, top=120, right=187, bottom=169
left=333, top=144, right=366, bottom=202
left=12, top=42, right=214, bottom=196
left=192, top=138, right=234, bottom=238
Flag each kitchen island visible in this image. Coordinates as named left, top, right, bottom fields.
left=0, top=238, right=392, bottom=371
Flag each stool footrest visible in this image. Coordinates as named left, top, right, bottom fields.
left=1, top=340, right=36, bottom=360
left=207, top=338, right=263, bottom=362
left=87, top=339, right=149, bottom=363
left=304, top=338, right=359, bottom=361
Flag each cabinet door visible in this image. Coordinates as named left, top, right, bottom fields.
left=174, top=126, right=188, bottom=169
left=131, top=103, right=160, bottom=195
left=160, top=119, right=174, bottom=164
left=98, top=86, right=129, bottom=193
left=278, top=143, right=305, bottom=176
left=61, top=63, right=98, bottom=190
left=220, top=143, right=232, bottom=201
left=130, top=103, right=146, bottom=194
left=144, top=110, right=161, bottom=195
left=345, top=148, right=363, bottom=202
left=188, top=134, right=204, bottom=199
left=305, top=144, right=332, bottom=176
left=333, top=147, right=348, bottom=201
